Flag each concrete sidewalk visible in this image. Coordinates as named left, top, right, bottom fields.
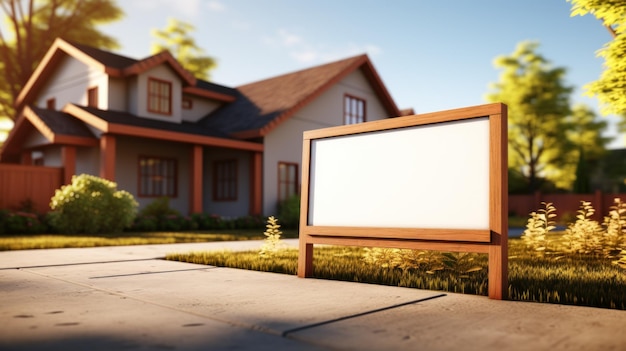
left=1, top=240, right=625, bottom=351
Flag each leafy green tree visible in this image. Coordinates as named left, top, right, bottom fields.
left=0, top=0, right=123, bottom=121
left=568, top=104, right=611, bottom=157
left=151, top=18, right=216, bottom=80
left=486, top=41, right=574, bottom=192
left=562, top=104, right=611, bottom=191
left=568, top=0, right=626, bottom=123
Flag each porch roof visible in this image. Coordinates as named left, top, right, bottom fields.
left=63, top=104, right=263, bottom=152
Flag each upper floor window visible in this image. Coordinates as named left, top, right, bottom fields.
left=344, top=95, right=366, bottom=125
left=148, top=77, right=172, bottom=115
left=278, top=162, right=298, bottom=202
left=213, top=159, right=238, bottom=201
left=138, top=156, right=177, bottom=197
left=46, top=98, right=56, bottom=110
left=87, top=87, right=98, bottom=108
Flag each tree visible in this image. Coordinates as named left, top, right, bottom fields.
left=557, top=104, right=611, bottom=193
left=568, top=0, right=626, bottom=123
left=568, top=104, right=611, bottom=157
left=0, top=0, right=123, bottom=121
left=151, top=18, right=216, bottom=80
left=486, top=41, right=574, bottom=192
left=573, top=148, right=591, bottom=193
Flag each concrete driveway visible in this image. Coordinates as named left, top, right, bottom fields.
left=1, top=240, right=625, bottom=351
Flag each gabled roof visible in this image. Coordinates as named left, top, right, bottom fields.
left=16, top=38, right=236, bottom=108
left=0, top=105, right=98, bottom=162
left=3, top=40, right=404, bottom=161
left=200, top=54, right=401, bottom=139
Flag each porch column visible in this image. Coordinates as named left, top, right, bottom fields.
left=190, top=144, right=203, bottom=214
left=100, top=134, right=116, bottom=181
left=249, top=151, right=263, bottom=216
left=61, top=146, right=76, bottom=185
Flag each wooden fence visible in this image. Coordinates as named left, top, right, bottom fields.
left=0, top=164, right=63, bottom=213
left=509, top=191, right=626, bottom=222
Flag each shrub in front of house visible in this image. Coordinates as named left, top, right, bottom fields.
left=132, top=197, right=190, bottom=231
left=234, top=215, right=265, bottom=229
left=48, top=174, right=138, bottom=234
left=0, top=209, right=49, bottom=235
left=189, top=212, right=220, bottom=230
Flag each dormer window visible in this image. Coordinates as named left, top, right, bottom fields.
left=344, top=94, right=366, bottom=125
left=148, top=77, right=172, bottom=115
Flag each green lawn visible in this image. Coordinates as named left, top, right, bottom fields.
left=0, top=229, right=298, bottom=251
left=167, top=234, right=626, bottom=311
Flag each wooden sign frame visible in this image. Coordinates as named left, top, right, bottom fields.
left=297, top=103, right=508, bottom=299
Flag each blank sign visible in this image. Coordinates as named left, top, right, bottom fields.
left=308, top=117, right=490, bottom=229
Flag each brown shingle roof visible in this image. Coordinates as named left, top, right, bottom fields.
left=68, top=42, right=138, bottom=69
left=239, top=55, right=367, bottom=115
left=200, top=54, right=400, bottom=138
left=73, top=105, right=232, bottom=139
left=29, top=106, right=96, bottom=138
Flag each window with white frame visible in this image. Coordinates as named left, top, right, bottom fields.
left=344, top=94, right=366, bottom=125
left=147, top=77, right=172, bottom=115
left=278, top=162, right=298, bottom=201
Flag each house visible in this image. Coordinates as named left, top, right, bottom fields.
left=0, top=38, right=404, bottom=216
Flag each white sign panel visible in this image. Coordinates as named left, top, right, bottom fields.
left=308, top=117, right=490, bottom=229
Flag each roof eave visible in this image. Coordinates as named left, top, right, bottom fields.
left=122, top=51, right=196, bottom=86
left=63, top=104, right=263, bottom=152
left=361, top=59, right=401, bottom=117
left=183, top=86, right=236, bottom=102
left=0, top=111, right=32, bottom=162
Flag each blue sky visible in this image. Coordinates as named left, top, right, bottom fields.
left=3, top=0, right=623, bottom=148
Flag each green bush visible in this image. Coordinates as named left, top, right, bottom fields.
left=133, top=197, right=179, bottom=230
left=132, top=197, right=191, bottom=231
left=48, top=174, right=138, bottom=234
left=189, top=213, right=222, bottom=230
left=0, top=210, right=49, bottom=235
left=277, top=195, right=300, bottom=229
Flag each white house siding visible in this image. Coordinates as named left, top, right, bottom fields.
left=35, top=55, right=107, bottom=110
left=37, top=147, right=62, bottom=167
left=127, top=76, right=139, bottom=115
left=262, top=70, right=393, bottom=215
left=114, top=136, right=190, bottom=214
left=132, top=66, right=183, bottom=123
left=107, top=78, right=127, bottom=111
left=202, top=147, right=251, bottom=217
left=182, top=97, right=222, bottom=122
left=75, top=147, right=99, bottom=178
left=23, top=132, right=49, bottom=149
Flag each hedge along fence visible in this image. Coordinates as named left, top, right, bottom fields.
left=0, top=164, right=62, bottom=213
left=510, top=191, right=626, bottom=222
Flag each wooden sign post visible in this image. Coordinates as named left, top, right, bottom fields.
left=297, top=103, right=508, bottom=299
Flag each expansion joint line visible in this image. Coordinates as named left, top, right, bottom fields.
left=281, top=293, right=447, bottom=337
